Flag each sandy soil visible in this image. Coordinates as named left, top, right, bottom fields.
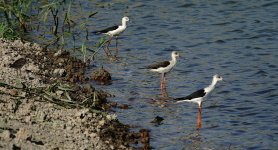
left=0, top=39, right=139, bottom=150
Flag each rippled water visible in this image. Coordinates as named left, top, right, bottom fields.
left=87, top=1, right=278, bottom=149
left=35, top=0, right=278, bottom=149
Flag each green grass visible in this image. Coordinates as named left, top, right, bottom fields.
left=0, top=0, right=105, bottom=61
left=0, top=23, right=18, bottom=40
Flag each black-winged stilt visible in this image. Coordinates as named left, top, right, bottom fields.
left=174, top=74, right=223, bottom=108
left=174, top=74, right=223, bottom=128
left=144, top=51, right=179, bottom=90
left=93, top=16, right=129, bottom=53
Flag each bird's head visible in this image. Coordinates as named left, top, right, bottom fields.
left=122, top=16, right=129, bottom=22
left=213, top=74, right=223, bottom=82
left=172, top=51, right=180, bottom=58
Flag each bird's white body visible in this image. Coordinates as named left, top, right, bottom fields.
left=104, top=17, right=129, bottom=37
left=176, top=95, right=206, bottom=107
left=183, top=97, right=204, bottom=107
left=150, top=52, right=179, bottom=74
left=176, top=74, right=223, bottom=107
left=150, top=60, right=176, bottom=74
left=146, top=51, right=179, bottom=90
left=105, top=25, right=126, bottom=36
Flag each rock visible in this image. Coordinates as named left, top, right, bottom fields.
left=118, top=104, right=129, bottom=109
left=66, top=126, right=72, bottom=131
left=150, top=116, right=164, bottom=125
left=90, top=133, right=97, bottom=138
left=26, top=63, right=40, bottom=73
left=106, top=114, right=117, bottom=121
left=19, top=91, right=26, bottom=98
left=37, top=111, right=47, bottom=122
left=9, top=89, right=18, bottom=96
left=17, top=102, right=32, bottom=116
left=24, top=42, right=31, bottom=48
left=53, top=68, right=66, bottom=77
left=55, top=90, right=64, bottom=98
left=27, top=72, right=36, bottom=80
left=25, top=116, right=31, bottom=123
left=140, top=129, right=150, bottom=144
left=83, top=84, right=94, bottom=94
left=15, top=128, right=30, bottom=141
left=13, top=39, right=24, bottom=47
left=84, top=130, right=89, bottom=136
left=98, top=119, right=105, bottom=127
left=32, top=43, right=42, bottom=51
left=54, top=49, right=63, bottom=57
left=0, top=130, right=11, bottom=140
left=90, top=67, right=111, bottom=84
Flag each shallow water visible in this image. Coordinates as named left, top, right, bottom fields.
left=35, top=0, right=278, bottom=149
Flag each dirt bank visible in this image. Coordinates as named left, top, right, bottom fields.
left=0, top=39, right=140, bottom=149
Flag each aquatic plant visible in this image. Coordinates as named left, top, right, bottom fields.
left=80, top=36, right=109, bottom=64
left=0, top=0, right=108, bottom=63
left=81, top=42, right=87, bottom=63
left=91, top=36, right=108, bottom=59
left=0, top=0, right=34, bottom=32
left=0, top=23, right=18, bottom=39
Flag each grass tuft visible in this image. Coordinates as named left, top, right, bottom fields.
left=0, top=23, right=18, bottom=40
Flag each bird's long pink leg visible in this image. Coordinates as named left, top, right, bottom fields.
left=115, top=36, right=119, bottom=53
left=104, top=46, right=109, bottom=56
left=160, top=74, right=164, bottom=90
left=197, top=103, right=202, bottom=129
left=105, top=37, right=113, bottom=56
left=163, top=75, right=166, bottom=90
left=160, top=74, right=168, bottom=97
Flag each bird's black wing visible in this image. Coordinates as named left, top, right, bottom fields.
left=93, top=25, right=119, bottom=34
left=174, top=89, right=206, bottom=101
left=145, top=61, right=170, bottom=69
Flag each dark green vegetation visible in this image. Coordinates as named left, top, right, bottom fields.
left=0, top=23, right=18, bottom=39
left=0, top=0, right=107, bottom=62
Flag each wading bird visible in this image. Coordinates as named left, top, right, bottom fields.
left=174, top=74, right=223, bottom=128
left=93, top=16, right=129, bottom=55
left=144, top=51, right=179, bottom=91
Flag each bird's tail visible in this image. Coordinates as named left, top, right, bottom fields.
left=138, top=67, right=148, bottom=69
left=175, top=99, right=191, bottom=103
left=92, top=31, right=101, bottom=35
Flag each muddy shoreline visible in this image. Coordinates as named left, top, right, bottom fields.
left=0, top=39, right=145, bottom=149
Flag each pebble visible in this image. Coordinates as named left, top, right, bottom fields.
left=56, top=90, right=64, bottom=98
left=26, top=63, right=40, bottom=73
left=53, top=68, right=66, bottom=77
left=106, top=114, right=117, bottom=121
left=0, top=130, right=11, bottom=140
left=98, top=119, right=105, bottom=126
left=54, top=49, right=63, bottom=57
left=16, top=127, right=30, bottom=141
left=90, top=133, right=97, bottom=138
left=25, top=116, right=31, bottom=123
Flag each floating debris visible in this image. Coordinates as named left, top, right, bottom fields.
left=118, top=104, right=129, bottom=109
left=150, top=116, right=164, bottom=125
